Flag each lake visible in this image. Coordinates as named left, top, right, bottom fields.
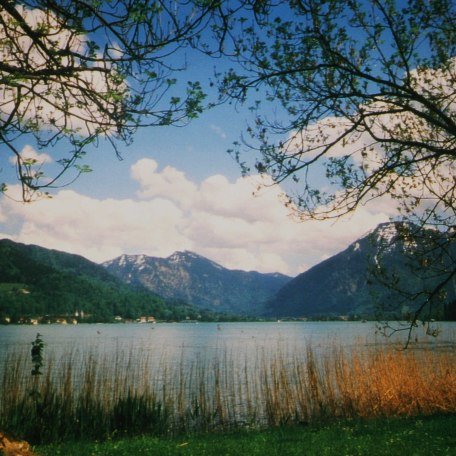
left=2, top=321, right=455, bottom=434
left=1, top=321, right=455, bottom=370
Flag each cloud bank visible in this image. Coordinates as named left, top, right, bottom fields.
left=0, top=158, right=398, bottom=275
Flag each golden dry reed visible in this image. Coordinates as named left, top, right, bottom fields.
left=1, top=343, right=455, bottom=443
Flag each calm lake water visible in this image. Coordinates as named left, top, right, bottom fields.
left=1, top=321, right=455, bottom=370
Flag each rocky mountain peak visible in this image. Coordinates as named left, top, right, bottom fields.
left=103, top=250, right=291, bottom=315
left=168, top=250, right=200, bottom=263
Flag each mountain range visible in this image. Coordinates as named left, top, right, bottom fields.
left=103, top=251, right=291, bottom=315
left=1, top=222, right=454, bottom=321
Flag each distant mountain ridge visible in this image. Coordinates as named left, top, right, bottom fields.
left=103, top=251, right=291, bottom=315
left=266, top=222, right=455, bottom=319
left=0, top=239, right=216, bottom=322
left=2, top=221, right=453, bottom=322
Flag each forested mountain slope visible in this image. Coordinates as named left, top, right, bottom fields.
left=267, top=223, right=455, bottom=320
left=0, top=240, right=211, bottom=322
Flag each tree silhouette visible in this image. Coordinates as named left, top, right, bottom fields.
left=214, top=0, right=455, bottom=338
left=0, top=0, right=222, bottom=200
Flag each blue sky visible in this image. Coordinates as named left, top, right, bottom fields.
left=0, top=5, right=401, bottom=276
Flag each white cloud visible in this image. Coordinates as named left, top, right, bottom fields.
left=131, top=158, right=198, bottom=209
left=3, top=187, right=190, bottom=262
left=8, top=145, right=53, bottom=166
left=0, top=159, right=395, bottom=276
left=285, top=58, right=456, bottom=209
left=201, top=247, right=290, bottom=274
left=287, top=58, right=455, bottom=167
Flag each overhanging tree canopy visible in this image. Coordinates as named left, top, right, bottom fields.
left=213, top=0, right=455, bottom=335
left=217, top=0, right=455, bottom=224
left=0, top=0, right=224, bottom=200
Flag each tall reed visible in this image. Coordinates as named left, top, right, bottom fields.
left=1, top=342, right=455, bottom=444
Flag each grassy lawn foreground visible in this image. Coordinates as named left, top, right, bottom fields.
left=35, top=415, right=456, bottom=456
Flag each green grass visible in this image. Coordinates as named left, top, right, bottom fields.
left=35, top=415, right=456, bottom=456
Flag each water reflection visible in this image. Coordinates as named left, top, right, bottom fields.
left=1, top=321, right=455, bottom=370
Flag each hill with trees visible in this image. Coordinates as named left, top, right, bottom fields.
left=0, top=239, right=222, bottom=323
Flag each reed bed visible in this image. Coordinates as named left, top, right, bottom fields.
left=1, top=342, right=455, bottom=444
